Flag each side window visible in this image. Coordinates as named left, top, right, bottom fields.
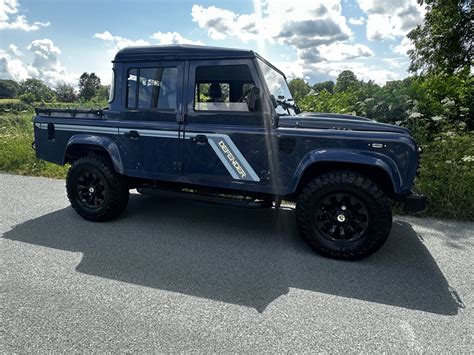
left=126, top=67, right=178, bottom=110
left=194, top=65, right=257, bottom=112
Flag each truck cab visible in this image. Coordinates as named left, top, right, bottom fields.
left=33, top=45, right=426, bottom=260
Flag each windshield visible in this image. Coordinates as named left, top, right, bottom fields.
left=257, top=58, right=296, bottom=116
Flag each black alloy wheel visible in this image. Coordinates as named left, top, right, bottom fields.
left=76, top=171, right=107, bottom=209
left=314, top=192, right=369, bottom=243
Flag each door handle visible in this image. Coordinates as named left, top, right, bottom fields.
left=192, top=134, right=208, bottom=145
left=124, top=130, right=140, bottom=139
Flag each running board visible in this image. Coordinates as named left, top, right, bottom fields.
left=137, top=188, right=273, bottom=208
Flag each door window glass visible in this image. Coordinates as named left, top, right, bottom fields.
left=194, top=65, right=258, bottom=112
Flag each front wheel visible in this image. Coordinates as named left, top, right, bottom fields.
left=66, top=155, right=129, bottom=221
left=296, top=171, right=392, bottom=260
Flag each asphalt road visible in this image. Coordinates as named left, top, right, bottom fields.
left=1, top=173, right=473, bottom=352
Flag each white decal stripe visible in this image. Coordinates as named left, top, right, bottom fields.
left=221, top=136, right=260, bottom=182
left=35, top=124, right=260, bottom=182
left=207, top=139, right=240, bottom=179
left=118, top=128, right=177, bottom=138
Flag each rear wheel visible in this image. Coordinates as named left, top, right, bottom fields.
left=296, top=171, right=392, bottom=260
left=66, top=154, right=129, bottom=221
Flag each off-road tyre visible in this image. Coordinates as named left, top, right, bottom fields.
left=296, top=171, right=392, bottom=260
left=66, top=154, right=129, bottom=221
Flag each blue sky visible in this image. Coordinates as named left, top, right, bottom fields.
left=0, top=0, right=425, bottom=87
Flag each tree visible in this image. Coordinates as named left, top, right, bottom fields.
left=94, top=85, right=110, bottom=102
left=313, top=80, right=335, bottom=94
left=335, top=71, right=358, bottom=92
left=55, top=82, right=77, bottom=102
left=18, top=78, right=55, bottom=102
left=407, top=0, right=473, bottom=76
left=0, top=79, right=20, bottom=98
left=288, top=78, right=311, bottom=103
left=79, top=72, right=101, bottom=101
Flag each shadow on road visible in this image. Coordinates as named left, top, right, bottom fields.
left=3, top=194, right=462, bottom=314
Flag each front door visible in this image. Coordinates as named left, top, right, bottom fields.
left=117, top=62, right=184, bottom=179
left=182, top=59, right=270, bottom=191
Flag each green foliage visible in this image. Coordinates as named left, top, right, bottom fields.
left=313, top=80, right=334, bottom=94
left=415, top=131, right=474, bottom=220
left=335, top=70, right=358, bottom=93
left=79, top=72, right=101, bottom=101
left=0, top=79, right=20, bottom=98
left=95, top=85, right=110, bottom=102
left=55, top=82, right=77, bottom=102
left=408, top=0, right=473, bottom=76
left=288, top=78, right=311, bottom=103
left=19, top=78, right=55, bottom=102
left=19, top=92, right=35, bottom=105
left=0, top=99, right=33, bottom=114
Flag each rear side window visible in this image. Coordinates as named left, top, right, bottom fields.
left=126, top=67, right=178, bottom=110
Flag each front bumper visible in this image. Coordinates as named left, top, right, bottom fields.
left=403, top=191, right=427, bottom=212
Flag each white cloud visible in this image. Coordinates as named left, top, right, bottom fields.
left=94, top=31, right=151, bottom=56
left=9, top=43, right=22, bottom=56
left=357, top=0, right=425, bottom=41
left=382, top=57, right=406, bottom=68
left=150, top=31, right=204, bottom=45
left=0, top=38, right=78, bottom=86
left=312, top=60, right=400, bottom=85
left=349, top=17, right=365, bottom=25
left=392, top=36, right=414, bottom=56
left=0, top=53, right=38, bottom=81
left=192, top=1, right=353, bottom=47
left=94, top=30, right=203, bottom=58
left=297, top=42, right=373, bottom=64
left=0, top=0, right=49, bottom=31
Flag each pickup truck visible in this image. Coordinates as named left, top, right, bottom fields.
left=33, top=45, right=426, bottom=260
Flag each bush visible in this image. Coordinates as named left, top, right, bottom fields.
left=19, top=92, right=35, bottom=105
left=415, top=131, right=474, bottom=220
left=0, top=99, right=34, bottom=114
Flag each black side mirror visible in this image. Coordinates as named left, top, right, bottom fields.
left=247, top=87, right=260, bottom=111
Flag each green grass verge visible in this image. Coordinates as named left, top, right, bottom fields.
left=0, top=113, right=67, bottom=178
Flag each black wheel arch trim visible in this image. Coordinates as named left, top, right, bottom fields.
left=63, top=134, right=124, bottom=174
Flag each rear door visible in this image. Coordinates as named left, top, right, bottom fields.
left=117, top=61, right=185, bottom=179
left=182, top=59, right=270, bottom=191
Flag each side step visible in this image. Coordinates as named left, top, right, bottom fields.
left=137, top=188, right=274, bottom=209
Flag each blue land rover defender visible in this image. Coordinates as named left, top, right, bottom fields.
left=33, top=45, right=426, bottom=260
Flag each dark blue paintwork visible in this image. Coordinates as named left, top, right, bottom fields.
left=33, top=45, right=421, bottom=201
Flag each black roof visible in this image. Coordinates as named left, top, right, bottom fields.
left=114, top=45, right=256, bottom=62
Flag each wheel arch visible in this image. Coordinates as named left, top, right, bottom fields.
left=64, top=135, right=124, bottom=174
left=289, top=150, right=402, bottom=200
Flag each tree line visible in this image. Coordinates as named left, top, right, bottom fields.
left=0, top=72, right=109, bottom=104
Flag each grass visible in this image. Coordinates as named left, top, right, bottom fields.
left=0, top=112, right=67, bottom=178
left=0, top=98, right=21, bottom=104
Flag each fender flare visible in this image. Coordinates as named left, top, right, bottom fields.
left=64, top=134, right=124, bottom=174
left=290, top=148, right=403, bottom=194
